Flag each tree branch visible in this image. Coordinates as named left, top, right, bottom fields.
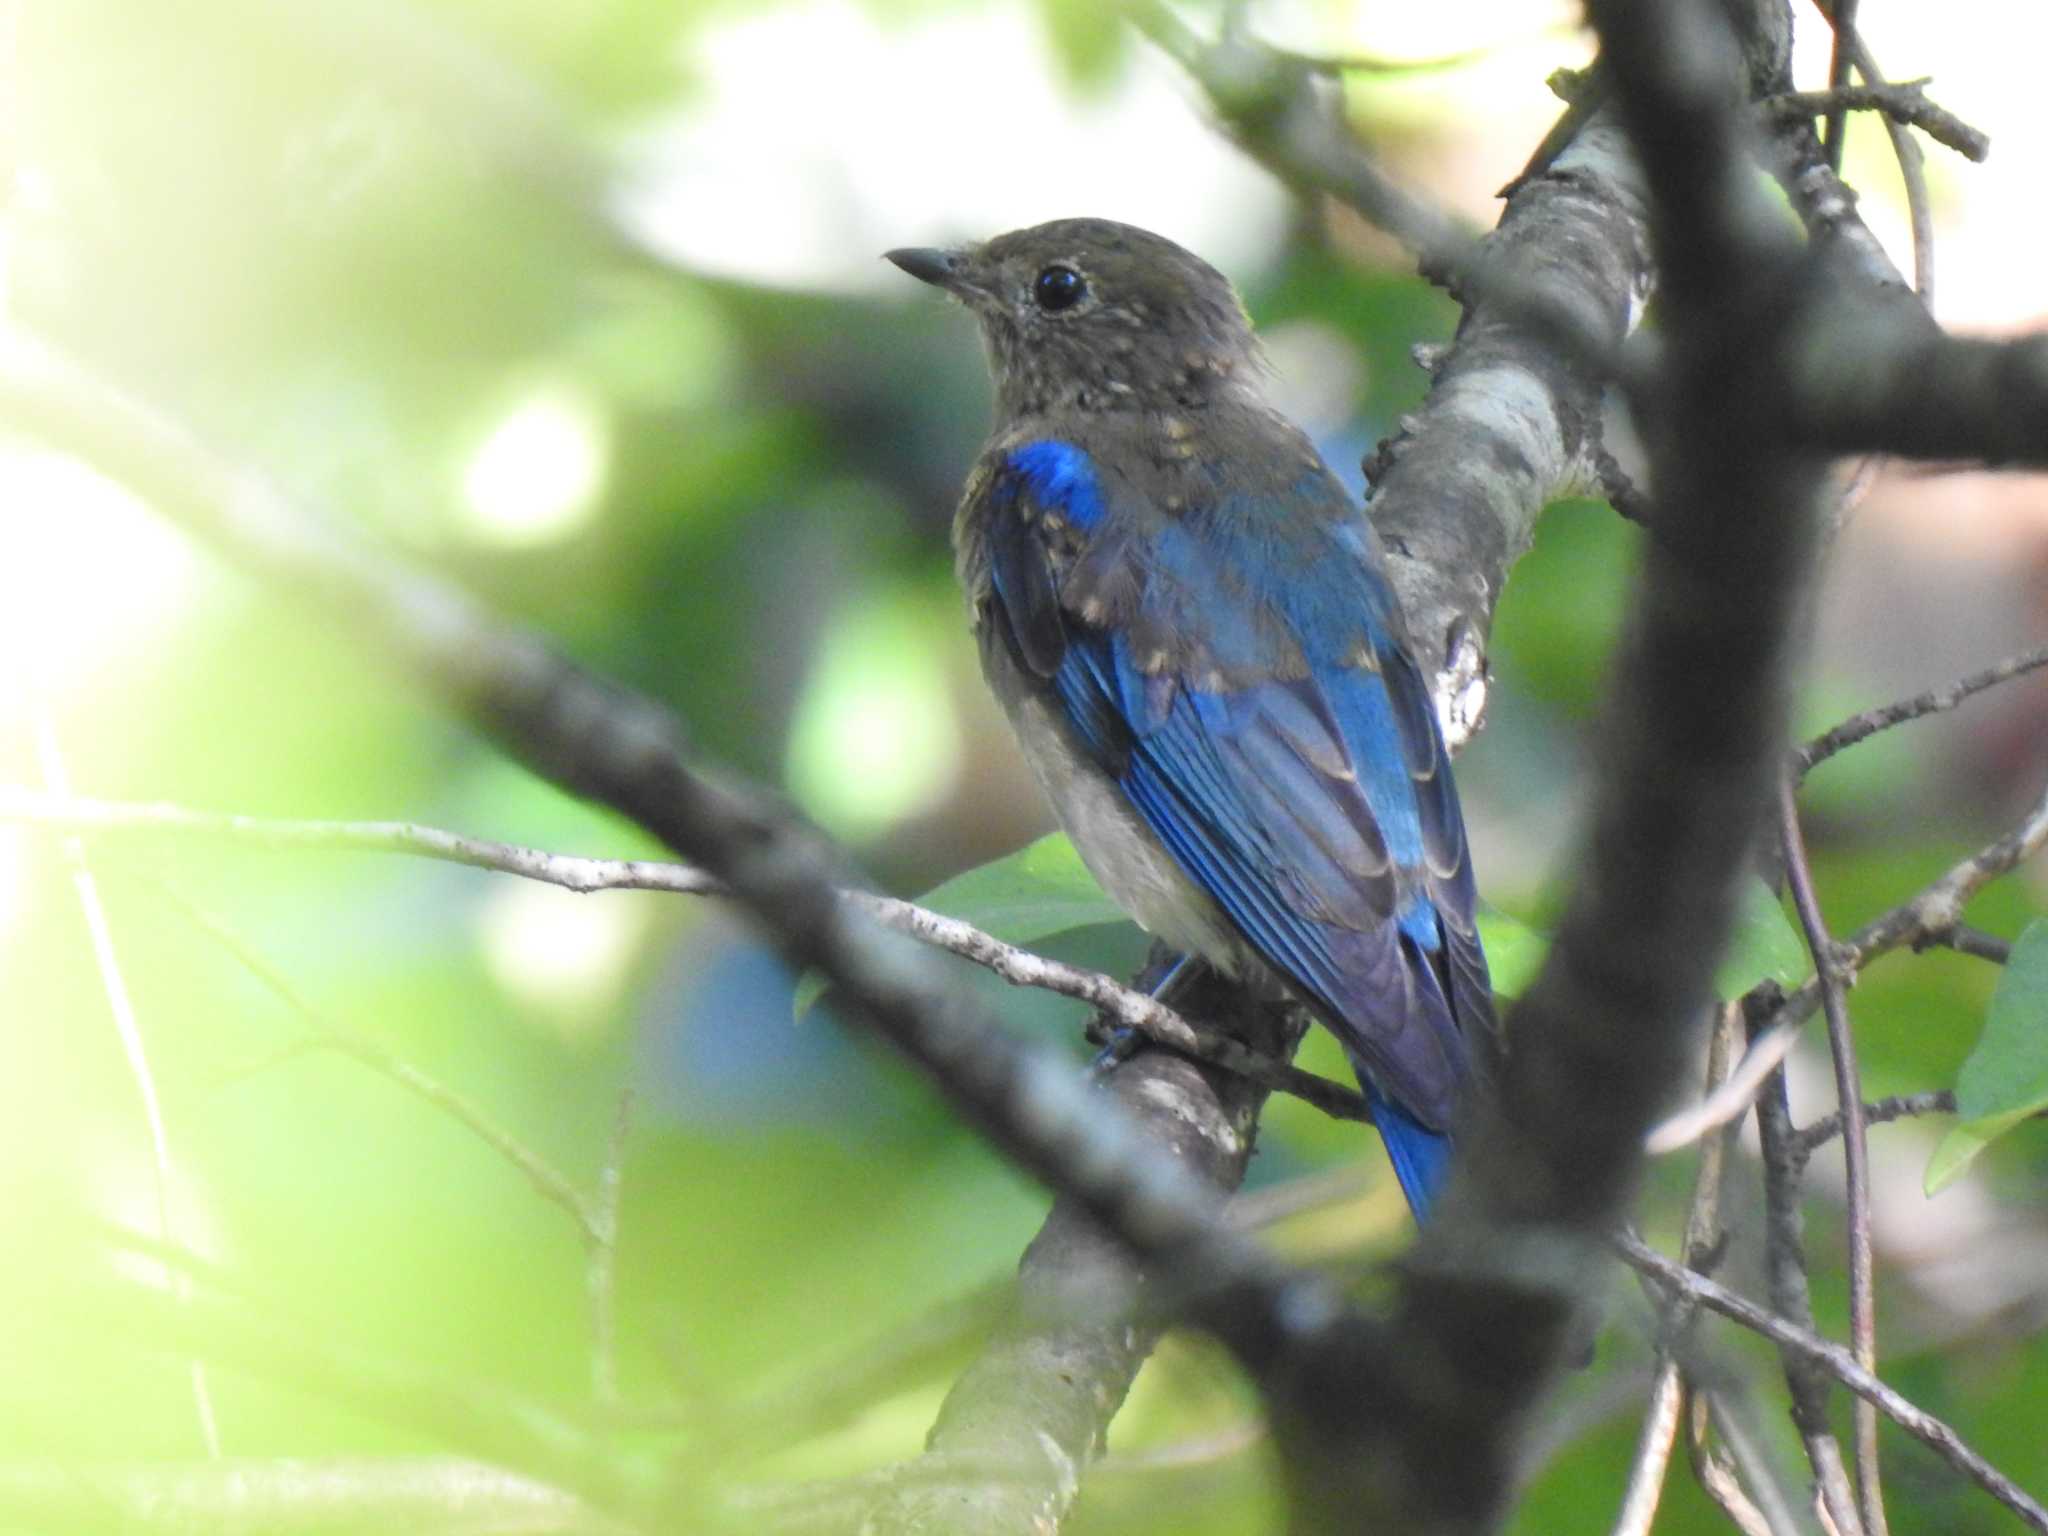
left=1782, top=315, right=2048, bottom=465
left=1128, top=2, right=1654, bottom=749
left=1757, top=1063, right=1865, bottom=1536
left=1812, top=0, right=1936, bottom=298
left=1646, top=771, right=2048, bottom=1154
left=0, top=1458, right=623, bottom=1536
left=1123, top=0, right=1473, bottom=276
left=1252, top=0, right=1835, bottom=1523
left=1790, top=1091, right=1958, bottom=1165
left=1763, top=80, right=1990, bottom=162
left=864, top=972, right=1303, bottom=1534
left=28, top=711, right=221, bottom=1455
left=1778, top=778, right=1885, bottom=1533
left=0, top=788, right=1368, bottom=1124
left=1797, top=643, right=2048, bottom=776
left=6, top=1, right=2036, bottom=1524
left=1615, top=1005, right=1784, bottom=1536
left=0, top=329, right=1345, bottom=1397
left=1616, top=1233, right=2048, bottom=1532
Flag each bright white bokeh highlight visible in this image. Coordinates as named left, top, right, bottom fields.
left=0, top=442, right=204, bottom=705
left=785, top=586, right=965, bottom=840
left=476, top=877, right=652, bottom=1026
left=1790, top=2, right=2048, bottom=332
left=616, top=1, right=1292, bottom=293
left=0, top=828, right=27, bottom=947
left=459, top=383, right=610, bottom=547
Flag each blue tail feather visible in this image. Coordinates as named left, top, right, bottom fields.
left=1362, top=1076, right=1452, bottom=1221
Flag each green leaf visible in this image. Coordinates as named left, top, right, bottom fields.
left=1479, top=882, right=1803, bottom=1007
left=1037, top=0, right=1129, bottom=88
left=1714, top=881, right=1808, bottom=1000
left=1482, top=876, right=1802, bottom=1011
left=792, top=969, right=831, bottom=1023
left=1924, top=1123, right=1993, bottom=1196
left=1928, top=918, right=2048, bottom=1193
left=910, top=832, right=1124, bottom=945
left=796, top=833, right=1129, bottom=1019
left=1475, top=904, right=1547, bottom=1000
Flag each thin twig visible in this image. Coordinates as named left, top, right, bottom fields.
left=1612, top=1361, right=1685, bottom=1536
left=1500, top=62, right=1611, bottom=198
left=1614, top=1003, right=1747, bottom=1536
left=1644, top=993, right=1801, bottom=1156
left=1756, top=1064, right=1865, bottom=1536
left=1797, top=644, right=2048, bottom=777
left=589, top=1090, right=634, bottom=1407
left=1812, top=0, right=1934, bottom=298
left=1271, top=40, right=1509, bottom=78
left=1226, top=1164, right=1373, bottom=1231
left=1617, top=1233, right=2048, bottom=1533
left=1926, top=924, right=2012, bottom=966
left=1832, top=776, right=2048, bottom=972
left=1762, top=80, right=1989, bottom=162
left=1126, top=0, right=1651, bottom=403
left=1128, top=0, right=1647, bottom=412
left=1097, top=1420, right=1266, bottom=1474
left=0, top=787, right=725, bottom=892
left=52, top=1221, right=639, bottom=1519
left=1647, top=774, right=2048, bottom=1153
left=1689, top=1391, right=1797, bottom=1536
left=151, top=881, right=602, bottom=1243
left=27, top=710, right=222, bottom=1457
left=1124, top=0, right=1471, bottom=273
left=0, top=788, right=1372, bottom=1125
left=1791, top=1092, right=1957, bottom=1165
left=0, top=1457, right=625, bottom=1536
left=1822, top=0, right=1860, bottom=171
left=1779, top=777, right=1885, bottom=1536
left=705, top=1161, right=1380, bottom=1471
left=702, top=1281, right=1012, bottom=1466
left=861, top=895, right=1368, bottom=1120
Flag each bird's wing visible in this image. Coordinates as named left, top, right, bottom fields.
left=975, top=439, right=1494, bottom=1134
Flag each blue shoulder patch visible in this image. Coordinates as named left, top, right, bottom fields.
left=1007, top=441, right=1105, bottom=531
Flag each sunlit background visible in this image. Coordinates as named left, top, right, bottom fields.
left=2, top=1, right=2045, bottom=1530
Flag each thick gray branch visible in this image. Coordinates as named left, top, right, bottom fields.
left=1131, top=2, right=1656, bottom=748
left=872, top=971, right=1302, bottom=1533
left=1368, top=116, right=1652, bottom=746
left=1283, top=0, right=1831, bottom=1526
left=1784, top=315, right=2048, bottom=465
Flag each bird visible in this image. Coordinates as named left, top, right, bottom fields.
left=887, top=218, right=1496, bottom=1220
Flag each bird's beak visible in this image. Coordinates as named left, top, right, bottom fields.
left=884, top=246, right=965, bottom=292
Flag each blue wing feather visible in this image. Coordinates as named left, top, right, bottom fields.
left=979, top=439, right=1494, bottom=1216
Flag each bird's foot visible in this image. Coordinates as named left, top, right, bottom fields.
left=1087, top=952, right=1202, bottom=1078
left=1089, top=1026, right=1144, bottom=1078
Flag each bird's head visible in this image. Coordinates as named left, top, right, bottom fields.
left=886, top=218, right=1261, bottom=421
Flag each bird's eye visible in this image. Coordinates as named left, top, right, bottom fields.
left=1033, top=265, right=1086, bottom=312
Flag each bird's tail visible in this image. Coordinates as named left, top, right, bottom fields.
left=1360, top=1075, right=1451, bottom=1221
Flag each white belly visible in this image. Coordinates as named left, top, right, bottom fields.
left=1005, top=691, right=1247, bottom=973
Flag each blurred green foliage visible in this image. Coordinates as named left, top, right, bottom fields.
left=1931, top=920, right=2048, bottom=1191
left=3, top=2, right=2043, bottom=1533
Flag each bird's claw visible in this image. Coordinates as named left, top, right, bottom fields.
left=1089, top=1025, right=1144, bottom=1078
